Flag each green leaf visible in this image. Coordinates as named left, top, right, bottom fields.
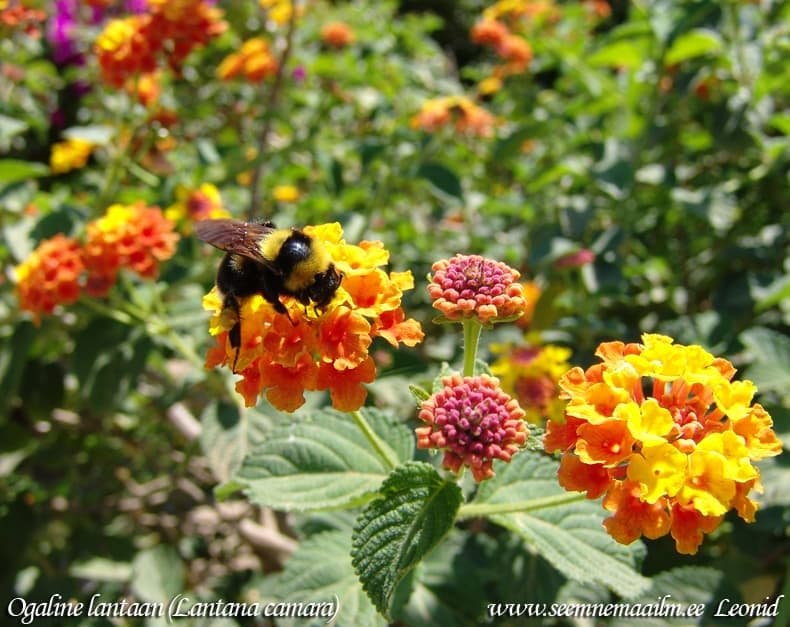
left=587, top=38, right=650, bottom=70
left=740, top=327, right=790, bottom=396
left=70, top=558, right=132, bottom=583
left=72, top=319, right=153, bottom=412
left=0, top=115, right=28, bottom=140
left=471, top=453, right=651, bottom=599
left=665, top=29, right=723, bottom=65
left=62, top=125, right=115, bottom=145
left=235, top=408, right=413, bottom=511
left=491, top=126, right=534, bottom=163
left=200, top=403, right=271, bottom=484
left=417, top=162, right=463, bottom=200
left=351, top=462, right=463, bottom=618
left=130, top=546, right=184, bottom=604
left=330, top=157, right=343, bottom=195
left=395, top=531, right=487, bottom=627
left=266, top=531, right=384, bottom=627
left=611, top=566, right=725, bottom=627
left=0, top=159, right=50, bottom=185
left=19, top=361, right=65, bottom=418
left=196, top=138, right=221, bottom=164
left=755, top=274, right=790, bottom=311
left=409, top=384, right=430, bottom=404
left=0, top=321, right=35, bottom=416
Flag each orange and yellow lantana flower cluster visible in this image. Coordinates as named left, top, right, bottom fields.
left=545, top=333, right=782, bottom=554
left=491, top=342, right=571, bottom=424
left=166, top=183, right=229, bottom=226
left=82, top=202, right=179, bottom=296
left=15, top=234, right=84, bottom=323
left=217, top=38, right=279, bottom=83
left=203, top=223, right=424, bottom=413
left=14, top=203, right=178, bottom=320
left=94, top=0, right=226, bottom=94
left=411, top=96, right=496, bottom=138
left=320, top=21, right=355, bottom=49
left=50, top=138, right=94, bottom=174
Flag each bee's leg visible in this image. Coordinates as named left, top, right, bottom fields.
left=223, top=294, right=243, bottom=373
left=229, top=323, right=242, bottom=373
left=270, top=298, right=295, bottom=324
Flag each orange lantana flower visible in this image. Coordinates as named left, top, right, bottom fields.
left=411, top=96, right=496, bottom=138
left=166, top=183, right=229, bottom=226
left=202, top=223, right=423, bottom=412
left=491, top=342, right=570, bottom=424
left=547, top=333, right=782, bottom=554
left=15, top=235, right=84, bottom=323
left=82, top=202, right=179, bottom=296
left=320, top=21, right=355, bottom=49
left=217, top=37, right=278, bottom=82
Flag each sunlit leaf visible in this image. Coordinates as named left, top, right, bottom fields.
left=352, top=462, right=462, bottom=618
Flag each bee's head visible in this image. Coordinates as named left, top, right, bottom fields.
left=309, top=263, right=342, bottom=307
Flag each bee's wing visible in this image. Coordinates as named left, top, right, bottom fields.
left=195, top=219, right=276, bottom=265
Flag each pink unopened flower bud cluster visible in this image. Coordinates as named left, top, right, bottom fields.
left=417, top=374, right=528, bottom=481
left=428, top=254, right=526, bottom=324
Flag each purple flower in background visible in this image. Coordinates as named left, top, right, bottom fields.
left=292, top=65, right=306, bottom=83
left=47, top=0, right=81, bottom=65
left=125, top=0, right=149, bottom=13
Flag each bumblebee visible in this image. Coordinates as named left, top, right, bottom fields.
left=195, top=219, right=342, bottom=371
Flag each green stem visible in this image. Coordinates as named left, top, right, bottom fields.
left=462, top=318, right=482, bottom=377
left=456, top=492, right=586, bottom=520
left=350, top=410, right=399, bottom=470
left=77, top=296, right=136, bottom=325
left=247, top=0, right=299, bottom=217
left=156, top=325, right=205, bottom=370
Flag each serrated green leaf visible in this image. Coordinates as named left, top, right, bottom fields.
left=665, top=29, right=723, bottom=65
left=351, top=462, right=463, bottom=618
left=235, top=409, right=412, bottom=511
left=0, top=159, right=50, bottom=185
left=417, top=162, right=463, bottom=200
left=471, top=453, right=650, bottom=599
left=267, top=531, right=384, bottom=627
left=130, top=546, right=184, bottom=604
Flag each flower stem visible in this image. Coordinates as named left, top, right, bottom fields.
left=462, top=318, right=482, bottom=377
left=350, top=409, right=399, bottom=470
left=77, top=296, right=136, bottom=325
left=456, top=492, right=586, bottom=520
left=247, top=0, right=299, bottom=217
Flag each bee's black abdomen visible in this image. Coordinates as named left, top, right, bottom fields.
left=217, top=253, right=265, bottom=299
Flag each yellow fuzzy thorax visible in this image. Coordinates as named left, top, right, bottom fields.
left=259, top=228, right=332, bottom=291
